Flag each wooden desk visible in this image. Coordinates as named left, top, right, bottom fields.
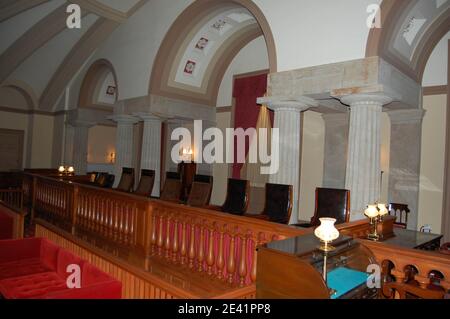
left=383, top=229, right=443, bottom=251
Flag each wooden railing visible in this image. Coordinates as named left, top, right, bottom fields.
left=28, top=173, right=307, bottom=289
left=0, top=189, right=23, bottom=211
left=361, top=240, right=450, bottom=299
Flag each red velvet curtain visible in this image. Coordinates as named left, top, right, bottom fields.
left=232, top=73, right=273, bottom=178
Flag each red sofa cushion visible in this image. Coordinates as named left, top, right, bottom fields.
left=0, top=272, right=68, bottom=299
left=0, top=259, right=52, bottom=280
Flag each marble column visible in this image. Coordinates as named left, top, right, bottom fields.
left=258, top=96, right=318, bottom=224
left=322, top=113, right=349, bottom=189
left=387, top=109, right=425, bottom=230
left=138, top=114, right=162, bottom=197
left=111, top=115, right=139, bottom=187
left=342, top=94, right=393, bottom=220
left=68, top=121, right=95, bottom=175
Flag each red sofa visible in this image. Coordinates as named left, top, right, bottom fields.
left=0, top=238, right=122, bottom=299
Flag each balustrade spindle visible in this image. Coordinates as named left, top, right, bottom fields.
left=206, top=225, right=215, bottom=276
left=150, top=214, right=157, bottom=255
left=238, top=233, right=248, bottom=287
left=216, top=225, right=225, bottom=280
left=188, top=223, right=196, bottom=269
left=197, top=223, right=205, bottom=272
left=157, top=215, right=164, bottom=256
left=164, top=216, right=172, bottom=260
left=251, top=233, right=263, bottom=284
left=172, top=220, right=179, bottom=263
left=227, top=230, right=236, bottom=285
left=180, top=221, right=187, bottom=266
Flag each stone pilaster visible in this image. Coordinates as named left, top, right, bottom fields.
left=67, top=121, right=95, bottom=175
left=137, top=113, right=162, bottom=197
left=342, top=94, right=393, bottom=220
left=258, top=96, right=318, bottom=224
left=387, top=109, right=425, bottom=230
left=322, top=113, right=349, bottom=189
left=110, top=115, right=139, bottom=187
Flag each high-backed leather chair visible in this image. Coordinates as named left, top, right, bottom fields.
left=247, top=183, right=293, bottom=224
left=297, top=188, right=350, bottom=227
left=134, top=169, right=155, bottom=197
left=160, top=172, right=182, bottom=202
left=388, top=203, right=410, bottom=229
left=116, top=167, right=135, bottom=192
left=186, top=175, right=213, bottom=207
left=220, top=178, right=250, bottom=215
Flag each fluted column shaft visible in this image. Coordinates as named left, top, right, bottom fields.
left=260, top=97, right=318, bottom=224
left=139, top=114, right=162, bottom=197
left=343, top=94, right=392, bottom=220
left=111, top=115, right=139, bottom=187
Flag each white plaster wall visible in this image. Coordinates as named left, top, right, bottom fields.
left=0, top=111, right=29, bottom=168
left=30, top=114, right=55, bottom=168
left=97, top=72, right=117, bottom=105
left=88, top=125, right=117, bottom=164
left=418, top=94, right=447, bottom=233
left=422, top=32, right=450, bottom=87
left=253, top=0, right=381, bottom=71
left=216, top=36, right=269, bottom=107
left=380, top=112, right=391, bottom=203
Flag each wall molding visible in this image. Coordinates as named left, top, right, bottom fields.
left=0, top=105, right=66, bottom=116
left=423, top=85, right=448, bottom=96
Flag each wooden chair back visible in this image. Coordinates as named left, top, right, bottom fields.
left=311, top=188, right=350, bottom=227
left=186, top=175, right=213, bottom=207
left=221, top=178, right=250, bottom=215
left=116, top=167, right=135, bottom=192
left=388, top=203, right=410, bottom=229
left=260, top=183, right=293, bottom=224
left=134, top=169, right=155, bottom=197
left=160, top=172, right=182, bottom=202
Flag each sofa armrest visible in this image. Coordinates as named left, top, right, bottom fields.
left=44, top=280, right=122, bottom=299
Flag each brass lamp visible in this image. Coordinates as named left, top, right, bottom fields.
left=365, top=204, right=380, bottom=241
left=68, top=166, right=75, bottom=175
left=58, top=166, right=65, bottom=174
left=314, top=218, right=340, bottom=285
left=377, top=203, right=388, bottom=221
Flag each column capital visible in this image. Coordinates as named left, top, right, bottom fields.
left=387, top=109, right=426, bottom=124
left=257, top=95, right=318, bottom=113
left=67, top=120, right=96, bottom=128
left=108, top=114, right=139, bottom=125
left=133, top=112, right=163, bottom=122
left=340, top=94, right=393, bottom=107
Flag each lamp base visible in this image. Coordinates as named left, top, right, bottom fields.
left=367, top=233, right=380, bottom=241
left=318, top=244, right=336, bottom=252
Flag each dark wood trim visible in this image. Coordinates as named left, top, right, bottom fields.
left=217, top=106, right=232, bottom=113
left=442, top=40, right=450, bottom=243
left=423, top=85, right=448, bottom=96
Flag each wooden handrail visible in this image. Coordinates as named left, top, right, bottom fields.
left=0, top=189, right=23, bottom=212
left=360, top=239, right=450, bottom=298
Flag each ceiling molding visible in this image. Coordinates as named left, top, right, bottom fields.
left=126, top=0, right=150, bottom=18
left=39, top=18, right=120, bottom=111
left=0, top=4, right=70, bottom=84
left=73, top=0, right=128, bottom=23
left=0, top=0, right=50, bottom=23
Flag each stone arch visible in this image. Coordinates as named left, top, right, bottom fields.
left=0, top=79, right=39, bottom=110
left=149, top=0, right=277, bottom=107
left=366, top=0, right=450, bottom=82
left=78, top=59, right=119, bottom=108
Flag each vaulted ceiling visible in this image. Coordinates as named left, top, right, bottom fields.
left=0, top=0, right=147, bottom=111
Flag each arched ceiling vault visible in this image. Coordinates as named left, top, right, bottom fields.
left=367, top=0, right=450, bottom=82
left=0, top=0, right=148, bottom=111
left=150, top=0, right=276, bottom=107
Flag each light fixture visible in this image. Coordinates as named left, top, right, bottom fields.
left=365, top=204, right=380, bottom=241
left=179, top=147, right=193, bottom=162
left=68, top=166, right=75, bottom=175
left=377, top=203, right=388, bottom=221
left=314, top=218, right=340, bottom=284
left=58, top=166, right=65, bottom=174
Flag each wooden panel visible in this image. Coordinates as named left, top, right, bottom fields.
left=0, top=129, right=24, bottom=171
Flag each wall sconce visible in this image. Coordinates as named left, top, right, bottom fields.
left=110, top=152, right=116, bottom=164
left=179, top=147, right=193, bottom=162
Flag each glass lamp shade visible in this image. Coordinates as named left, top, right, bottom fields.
left=314, top=218, right=340, bottom=243
left=377, top=203, right=388, bottom=217
left=68, top=166, right=75, bottom=174
left=365, top=205, right=379, bottom=218
left=58, top=166, right=65, bottom=173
